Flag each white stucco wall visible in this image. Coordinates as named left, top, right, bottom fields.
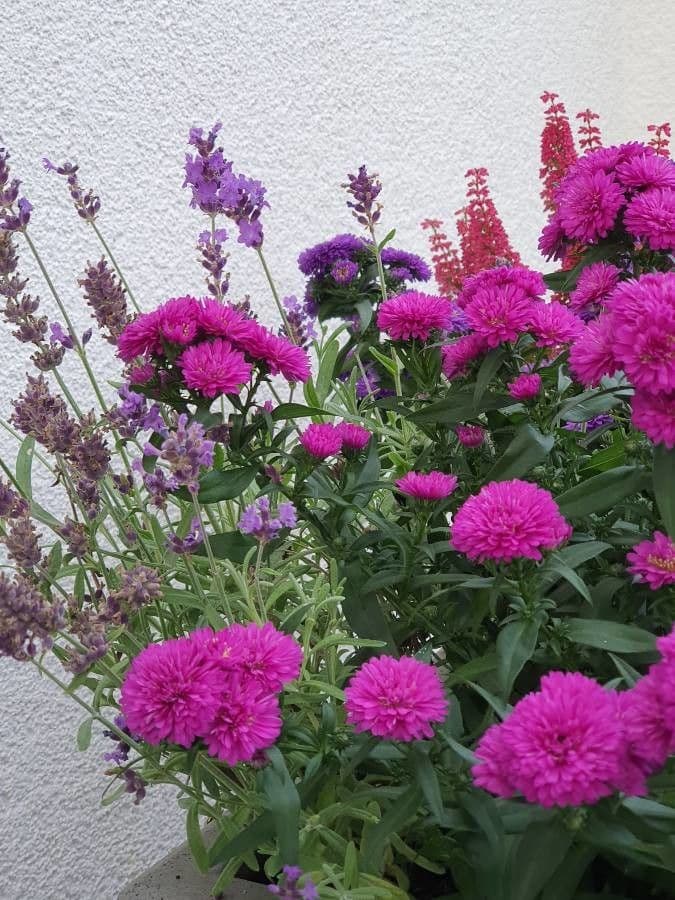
left=1, top=1, right=673, bottom=897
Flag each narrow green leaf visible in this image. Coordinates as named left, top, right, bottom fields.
left=316, top=337, right=342, bottom=403
left=541, top=845, right=596, bottom=900
left=186, top=802, right=209, bottom=874
left=510, top=820, right=574, bottom=900
left=556, top=466, right=646, bottom=518
left=543, top=553, right=592, bottom=602
left=566, top=618, right=656, bottom=654
left=473, top=348, right=506, bottom=405
left=361, top=785, right=422, bottom=873
left=195, top=531, right=256, bottom=563
left=408, top=386, right=513, bottom=425
left=76, top=718, right=93, bottom=751
left=410, top=745, right=445, bottom=823
left=177, top=467, right=256, bottom=504
left=271, top=403, right=329, bottom=422
left=653, top=445, right=675, bottom=538
left=261, top=747, right=301, bottom=865
left=497, top=619, right=540, bottom=696
left=15, top=436, right=35, bottom=499
left=487, top=424, right=554, bottom=482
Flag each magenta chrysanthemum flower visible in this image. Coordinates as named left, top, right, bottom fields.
left=473, top=672, right=628, bottom=807
left=157, top=296, right=201, bottom=345
left=179, top=338, right=252, bottom=397
left=198, top=298, right=258, bottom=343
left=458, top=266, right=546, bottom=309
left=202, top=676, right=282, bottom=766
left=455, top=424, right=486, bottom=448
left=626, top=531, right=675, bottom=590
left=441, top=333, right=488, bottom=379
left=120, top=637, right=222, bottom=747
left=610, top=273, right=675, bottom=394
left=616, top=153, right=675, bottom=191
left=568, top=315, right=618, bottom=387
left=238, top=323, right=311, bottom=383
left=631, top=389, right=675, bottom=448
left=344, top=655, right=448, bottom=741
left=216, top=622, right=303, bottom=692
left=299, top=423, right=343, bottom=458
left=528, top=301, right=583, bottom=347
left=624, top=188, right=675, bottom=251
left=618, top=676, right=671, bottom=779
left=569, top=262, right=621, bottom=313
left=451, top=479, right=572, bottom=564
left=376, top=291, right=453, bottom=341
left=465, top=284, right=535, bottom=347
left=395, top=470, right=458, bottom=501
left=117, top=310, right=162, bottom=361
left=538, top=213, right=567, bottom=261
left=337, top=422, right=370, bottom=452
left=507, top=373, right=542, bottom=401
left=557, top=169, right=625, bottom=243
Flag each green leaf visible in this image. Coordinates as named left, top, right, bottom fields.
left=176, top=467, right=256, bottom=503
left=261, top=747, right=301, bottom=865
left=473, top=348, right=506, bottom=405
left=497, top=619, right=540, bottom=697
left=543, top=540, right=611, bottom=574
left=653, top=445, right=675, bottom=538
left=208, top=811, right=275, bottom=868
left=555, top=466, right=646, bottom=518
left=271, top=403, right=329, bottom=422
left=609, top=652, right=641, bottom=687
left=486, top=424, right=554, bottom=482
left=542, top=553, right=592, bottom=602
left=510, top=820, right=574, bottom=900
left=566, top=618, right=656, bottom=654
left=195, top=531, right=256, bottom=562
left=316, top=337, right=342, bottom=404
left=541, top=845, right=596, bottom=900
left=446, top=652, right=498, bottom=687
left=410, top=744, right=446, bottom=824
left=15, top=435, right=35, bottom=499
left=361, top=785, right=423, bottom=874
left=186, top=802, right=209, bottom=874
left=408, top=386, right=513, bottom=425
left=76, top=718, right=93, bottom=751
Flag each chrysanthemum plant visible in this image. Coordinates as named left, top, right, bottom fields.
left=1, top=104, right=675, bottom=899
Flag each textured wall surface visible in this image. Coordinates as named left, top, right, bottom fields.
left=1, top=1, right=673, bottom=897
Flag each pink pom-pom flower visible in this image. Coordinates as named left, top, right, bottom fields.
left=376, top=291, right=453, bottom=341
left=507, top=373, right=542, bottom=401
left=528, top=301, right=583, bottom=348
left=395, top=470, right=458, bottom=501
left=178, top=338, right=252, bottom=398
left=473, top=671, right=632, bottom=807
left=202, top=675, right=282, bottom=766
left=345, top=655, right=448, bottom=741
left=568, top=315, right=618, bottom=388
left=216, top=622, right=303, bottom=693
left=299, top=423, right=344, bottom=459
left=626, top=531, right=675, bottom=590
left=451, top=479, right=572, bottom=564
left=631, top=390, right=675, bottom=449
left=455, top=424, right=486, bottom=448
left=120, top=637, right=223, bottom=747
left=337, top=422, right=371, bottom=452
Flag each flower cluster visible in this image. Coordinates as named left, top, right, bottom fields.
left=238, top=496, right=297, bottom=542
left=117, top=295, right=310, bottom=397
left=540, top=142, right=675, bottom=258
left=121, top=623, right=301, bottom=765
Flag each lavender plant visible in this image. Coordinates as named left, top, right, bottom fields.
left=1, top=111, right=675, bottom=900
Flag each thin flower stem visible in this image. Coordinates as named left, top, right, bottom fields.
left=90, top=220, right=142, bottom=313
left=191, top=494, right=235, bottom=623
left=255, top=247, right=293, bottom=338
left=368, top=223, right=389, bottom=307
left=254, top=540, right=266, bottom=619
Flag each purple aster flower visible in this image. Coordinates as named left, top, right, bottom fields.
left=297, top=233, right=365, bottom=276
left=167, top=517, right=204, bottom=554
left=238, top=496, right=297, bottom=542
left=330, top=258, right=359, bottom=284
left=343, top=164, right=383, bottom=230
left=564, top=414, right=614, bottom=432
left=380, top=247, right=431, bottom=282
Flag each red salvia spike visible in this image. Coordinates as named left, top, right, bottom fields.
left=539, top=92, right=578, bottom=213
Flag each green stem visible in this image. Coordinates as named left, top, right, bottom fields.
left=191, top=494, right=235, bottom=623
left=255, top=247, right=293, bottom=338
